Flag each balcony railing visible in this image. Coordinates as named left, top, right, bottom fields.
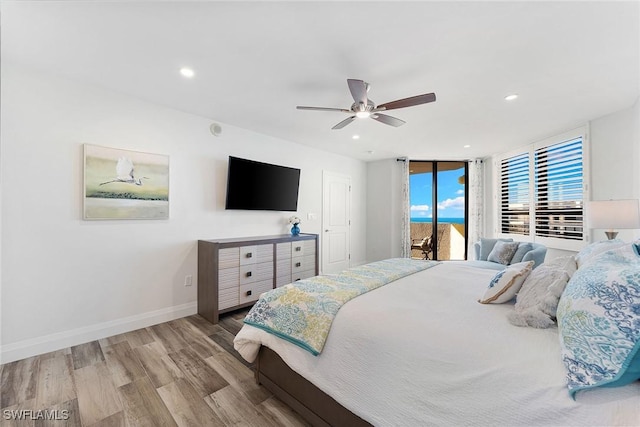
left=410, top=222, right=466, bottom=260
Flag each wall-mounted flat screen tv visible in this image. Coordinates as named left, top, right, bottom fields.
left=225, top=156, right=300, bottom=211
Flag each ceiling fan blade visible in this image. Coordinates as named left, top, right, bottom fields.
left=371, top=113, right=406, bottom=127
left=376, top=92, right=436, bottom=111
left=347, top=79, right=368, bottom=106
left=297, top=106, right=351, bottom=113
left=332, top=116, right=356, bottom=130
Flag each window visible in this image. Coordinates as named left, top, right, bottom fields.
left=499, top=153, right=530, bottom=236
left=497, top=127, right=587, bottom=250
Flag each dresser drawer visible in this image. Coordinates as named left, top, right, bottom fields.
left=218, top=268, right=239, bottom=290
left=239, top=261, right=273, bottom=285
left=276, top=242, right=292, bottom=260
left=219, top=247, right=240, bottom=269
left=240, top=244, right=273, bottom=265
left=292, top=254, right=315, bottom=274
left=255, top=244, right=273, bottom=263
left=291, top=241, right=305, bottom=257
left=292, top=240, right=316, bottom=258
left=239, top=279, right=273, bottom=304
left=275, top=258, right=291, bottom=276
left=239, top=245, right=257, bottom=265
left=219, top=287, right=239, bottom=310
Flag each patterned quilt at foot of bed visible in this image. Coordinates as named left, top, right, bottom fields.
left=243, top=258, right=440, bottom=355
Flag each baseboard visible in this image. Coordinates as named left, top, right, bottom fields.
left=0, top=301, right=197, bottom=364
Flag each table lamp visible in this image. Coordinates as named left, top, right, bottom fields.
left=586, top=199, right=640, bottom=240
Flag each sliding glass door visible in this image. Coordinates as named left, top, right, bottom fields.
left=409, top=161, right=468, bottom=260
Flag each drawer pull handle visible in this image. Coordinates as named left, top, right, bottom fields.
left=246, top=271, right=252, bottom=277
left=295, top=246, right=302, bottom=251
left=246, top=290, right=252, bottom=296
left=246, top=252, right=253, bottom=258
left=295, top=262, right=301, bottom=267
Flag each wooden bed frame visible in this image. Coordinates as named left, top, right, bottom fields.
left=255, top=345, right=372, bottom=427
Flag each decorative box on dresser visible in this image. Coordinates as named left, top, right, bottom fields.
left=198, top=233, right=319, bottom=324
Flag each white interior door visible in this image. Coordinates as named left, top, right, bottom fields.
left=322, top=171, right=351, bottom=274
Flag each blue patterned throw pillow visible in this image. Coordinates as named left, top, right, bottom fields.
left=557, top=244, right=640, bottom=396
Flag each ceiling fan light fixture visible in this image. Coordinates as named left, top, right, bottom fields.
left=180, top=67, right=195, bottom=78
left=297, top=79, right=436, bottom=130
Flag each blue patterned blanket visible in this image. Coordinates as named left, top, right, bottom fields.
left=243, top=258, right=440, bottom=355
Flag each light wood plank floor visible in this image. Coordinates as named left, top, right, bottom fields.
left=0, top=310, right=310, bottom=427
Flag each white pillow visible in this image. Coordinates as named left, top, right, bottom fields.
left=547, top=255, right=577, bottom=277
left=478, top=261, right=534, bottom=304
left=507, top=264, right=570, bottom=328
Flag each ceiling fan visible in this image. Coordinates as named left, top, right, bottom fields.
left=296, top=79, right=436, bottom=130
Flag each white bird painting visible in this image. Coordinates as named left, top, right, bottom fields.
left=99, top=156, right=148, bottom=186
left=84, top=144, right=169, bottom=220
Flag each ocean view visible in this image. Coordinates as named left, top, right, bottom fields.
left=411, top=217, right=464, bottom=224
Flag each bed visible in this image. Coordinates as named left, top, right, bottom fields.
left=234, top=247, right=640, bottom=426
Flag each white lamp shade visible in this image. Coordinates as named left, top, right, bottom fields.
left=586, top=199, right=640, bottom=230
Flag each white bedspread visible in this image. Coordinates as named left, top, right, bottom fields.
left=234, top=262, right=640, bottom=426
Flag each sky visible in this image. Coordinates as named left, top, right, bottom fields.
left=410, top=168, right=465, bottom=220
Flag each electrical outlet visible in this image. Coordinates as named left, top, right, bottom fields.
left=184, top=275, right=193, bottom=287
left=307, top=213, right=317, bottom=220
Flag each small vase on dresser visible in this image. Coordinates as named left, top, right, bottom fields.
left=288, top=215, right=302, bottom=237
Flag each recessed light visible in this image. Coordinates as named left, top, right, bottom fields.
left=463, top=144, right=471, bottom=148
left=352, top=135, right=360, bottom=140
left=504, top=94, right=518, bottom=101
left=180, top=67, right=195, bottom=78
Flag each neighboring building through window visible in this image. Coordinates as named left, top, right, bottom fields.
left=497, top=127, right=587, bottom=251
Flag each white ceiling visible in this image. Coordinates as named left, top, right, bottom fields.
left=3, top=1, right=639, bottom=161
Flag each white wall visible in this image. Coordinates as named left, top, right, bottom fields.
left=366, top=159, right=405, bottom=261
left=0, top=64, right=367, bottom=362
left=589, top=99, right=640, bottom=242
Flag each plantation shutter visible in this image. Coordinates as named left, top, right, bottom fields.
left=534, top=137, right=584, bottom=240
left=499, top=152, right=530, bottom=236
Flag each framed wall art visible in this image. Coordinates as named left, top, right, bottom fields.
left=83, top=144, right=169, bottom=220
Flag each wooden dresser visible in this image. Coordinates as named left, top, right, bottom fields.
left=197, top=234, right=319, bottom=324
